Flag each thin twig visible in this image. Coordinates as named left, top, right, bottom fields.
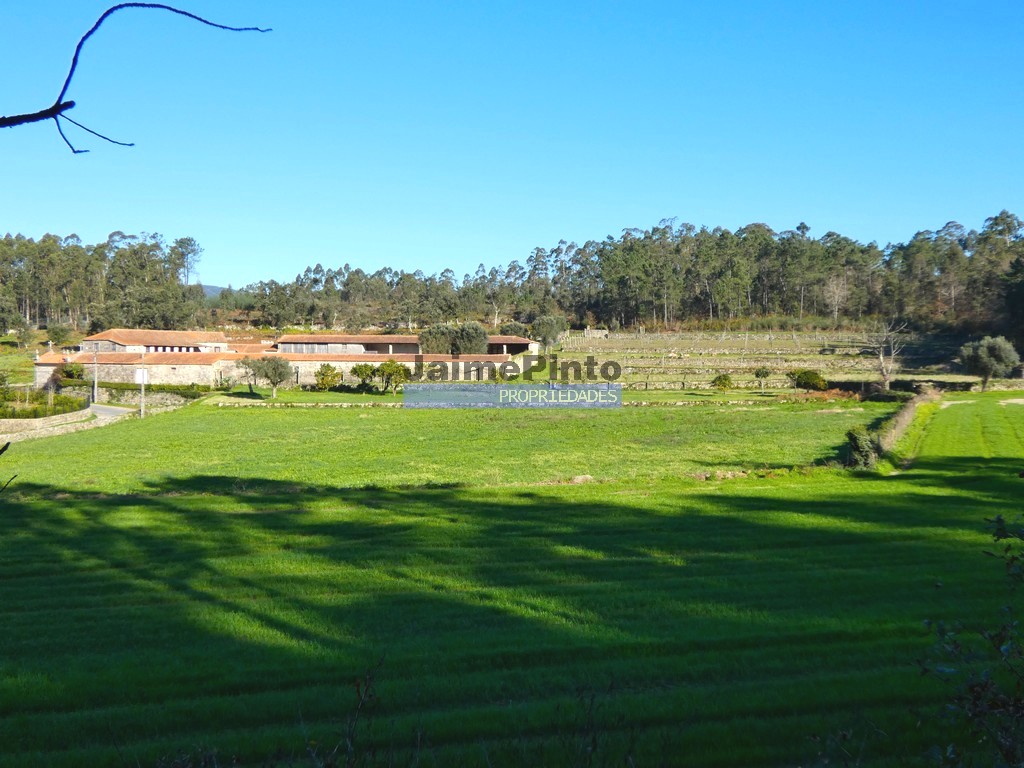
left=57, top=3, right=272, bottom=104
left=0, top=3, right=270, bottom=149
left=61, top=114, right=134, bottom=147
left=54, top=118, right=87, bottom=153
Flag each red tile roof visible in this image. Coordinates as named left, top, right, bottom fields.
left=274, top=354, right=511, bottom=362
left=37, top=352, right=512, bottom=366
left=277, top=333, right=535, bottom=345
left=82, top=329, right=228, bottom=345
left=487, top=335, right=535, bottom=344
left=230, top=344, right=275, bottom=354
left=277, top=334, right=420, bottom=344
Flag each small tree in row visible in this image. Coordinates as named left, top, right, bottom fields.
left=313, top=363, right=343, bottom=392
left=376, top=360, right=410, bottom=394
left=350, top=363, right=377, bottom=389
left=753, top=366, right=772, bottom=393
left=238, top=356, right=294, bottom=398
left=349, top=361, right=409, bottom=394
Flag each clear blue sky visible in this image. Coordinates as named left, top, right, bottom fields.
left=3, top=1, right=1023, bottom=288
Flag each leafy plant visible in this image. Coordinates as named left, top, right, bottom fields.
left=258, top=357, right=294, bottom=399
left=845, top=426, right=877, bottom=469
left=499, top=320, right=530, bottom=338
left=375, top=360, right=410, bottom=394
left=923, top=515, right=1024, bottom=766
left=313, top=363, right=342, bottom=392
left=350, top=363, right=377, bottom=390
left=788, top=368, right=828, bottom=392
left=532, top=315, right=567, bottom=350
left=237, top=356, right=293, bottom=398
left=958, top=336, right=1020, bottom=391
left=711, top=373, right=733, bottom=390
left=753, top=366, right=772, bottom=393
left=46, top=323, right=72, bottom=348
left=14, top=322, right=35, bottom=350
left=61, top=362, right=85, bottom=380
left=452, top=321, right=489, bottom=355
left=418, top=324, right=456, bottom=355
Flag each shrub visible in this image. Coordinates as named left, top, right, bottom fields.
left=452, top=322, right=489, bottom=355
left=845, top=426, right=877, bottom=469
left=788, top=368, right=828, bottom=392
left=61, top=362, right=85, bottom=380
left=375, top=360, right=410, bottom=394
left=350, top=363, right=377, bottom=389
left=418, top=325, right=456, bottom=355
left=0, top=393, right=87, bottom=419
left=958, top=335, right=1020, bottom=391
left=313, top=363, right=342, bottom=392
left=499, top=321, right=530, bottom=338
left=710, top=373, right=733, bottom=390
left=46, top=323, right=72, bottom=347
left=531, top=315, right=567, bottom=349
left=60, top=380, right=212, bottom=399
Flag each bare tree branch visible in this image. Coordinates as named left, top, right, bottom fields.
left=0, top=3, right=270, bottom=150
left=0, top=101, right=76, bottom=129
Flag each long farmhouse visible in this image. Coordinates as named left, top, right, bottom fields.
left=34, top=329, right=539, bottom=388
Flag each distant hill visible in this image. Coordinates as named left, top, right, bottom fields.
left=199, top=285, right=227, bottom=298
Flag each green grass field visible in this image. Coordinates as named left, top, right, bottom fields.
left=0, top=394, right=1021, bottom=766
left=3, top=398, right=892, bottom=493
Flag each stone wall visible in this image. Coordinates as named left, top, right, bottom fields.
left=61, top=386, right=198, bottom=408
left=0, top=408, right=91, bottom=434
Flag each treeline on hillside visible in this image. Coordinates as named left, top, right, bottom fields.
left=0, top=231, right=205, bottom=332
left=4, top=211, right=1024, bottom=337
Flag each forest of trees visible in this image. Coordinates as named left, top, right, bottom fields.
left=0, top=231, right=205, bottom=332
left=3, top=211, right=1024, bottom=339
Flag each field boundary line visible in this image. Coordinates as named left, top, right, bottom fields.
left=876, top=389, right=942, bottom=468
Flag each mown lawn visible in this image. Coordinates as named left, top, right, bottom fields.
left=0, top=395, right=1020, bottom=766
left=3, top=399, right=893, bottom=493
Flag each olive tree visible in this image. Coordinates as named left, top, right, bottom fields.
left=959, top=336, right=1020, bottom=391
left=258, top=357, right=294, bottom=399
left=452, top=322, right=489, bottom=355
left=531, top=315, right=567, bottom=351
left=418, top=325, right=456, bottom=354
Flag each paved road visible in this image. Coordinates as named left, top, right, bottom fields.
left=90, top=403, right=136, bottom=420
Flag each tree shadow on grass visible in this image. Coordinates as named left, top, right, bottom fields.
left=0, top=457, right=1016, bottom=767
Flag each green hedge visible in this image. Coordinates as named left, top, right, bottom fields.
left=60, top=380, right=218, bottom=400
left=0, top=395, right=88, bottom=419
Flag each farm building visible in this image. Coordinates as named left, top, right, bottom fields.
left=34, top=329, right=537, bottom=388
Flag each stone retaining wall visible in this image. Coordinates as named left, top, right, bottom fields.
left=61, top=386, right=196, bottom=408
left=0, top=408, right=91, bottom=433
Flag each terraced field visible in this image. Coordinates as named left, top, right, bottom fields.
left=0, top=392, right=1020, bottom=766
left=559, top=330, right=971, bottom=390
